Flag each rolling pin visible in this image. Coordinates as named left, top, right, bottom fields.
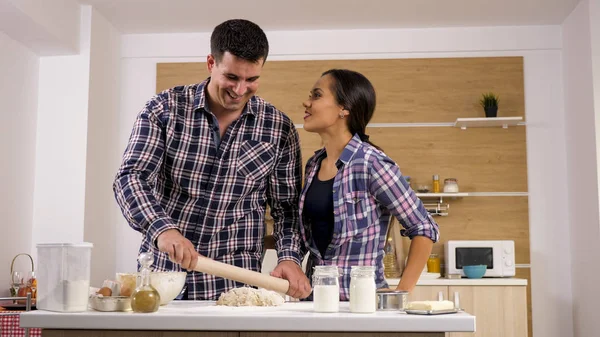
left=192, top=255, right=290, bottom=294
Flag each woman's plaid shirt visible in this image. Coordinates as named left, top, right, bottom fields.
left=299, top=135, right=440, bottom=300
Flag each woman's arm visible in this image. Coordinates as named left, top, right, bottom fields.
left=396, top=236, right=433, bottom=292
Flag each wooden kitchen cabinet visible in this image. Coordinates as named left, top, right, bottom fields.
left=408, top=285, right=448, bottom=302
left=447, top=286, right=527, bottom=337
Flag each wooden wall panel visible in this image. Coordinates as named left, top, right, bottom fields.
left=156, top=57, right=524, bottom=124
left=298, top=127, right=528, bottom=192
left=399, top=196, right=530, bottom=265
left=156, top=62, right=206, bottom=94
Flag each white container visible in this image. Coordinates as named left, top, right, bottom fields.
left=36, top=243, right=93, bottom=312
left=349, top=266, right=377, bottom=313
left=312, top=266, right=340, bottom=313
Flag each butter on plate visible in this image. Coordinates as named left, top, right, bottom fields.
left=406, top=300, right=455, bottom=311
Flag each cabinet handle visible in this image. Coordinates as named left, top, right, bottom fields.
left=438, top=291, right=444, bottom=301
left=454, top=291, right=460, bottom=310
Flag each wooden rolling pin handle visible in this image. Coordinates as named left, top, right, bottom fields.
left=193, top=256, right=290, bottom=294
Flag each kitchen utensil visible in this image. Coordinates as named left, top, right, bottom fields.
left=193, top=256, right=289, bottom=294
left=150, top=272, right=186, bottom=305
left=376, top=290, right=408, bottom=311
left=89, top=295, right=132, bottom=312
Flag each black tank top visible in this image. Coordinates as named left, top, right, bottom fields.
left=304, top=176, right=335, bottom=258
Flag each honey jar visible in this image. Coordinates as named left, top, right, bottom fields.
left=427, top=254, right=441, bottom=273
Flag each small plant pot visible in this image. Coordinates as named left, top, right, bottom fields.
left=484, top=106, right=498, bottom=118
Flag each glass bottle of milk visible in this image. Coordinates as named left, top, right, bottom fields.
left=312, top=266, right=340, bottom=312
left=349, top=266, right=377, bottom=313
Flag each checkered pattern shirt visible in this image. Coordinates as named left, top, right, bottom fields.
left=300, top=134, right=440, bottom=300
left=113, top=79, right=303, bottom=300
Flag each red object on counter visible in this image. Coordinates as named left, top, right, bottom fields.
left=0, top=311, right=42, bottom=337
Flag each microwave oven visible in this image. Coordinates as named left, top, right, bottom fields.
left=445, top=240, right=516, bottom=277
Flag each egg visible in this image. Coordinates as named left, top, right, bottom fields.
left=120, top=286, right=132, bottom=297
left=97, top=287, right=112, bottom=297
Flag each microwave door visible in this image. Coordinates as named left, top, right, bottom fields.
left=455, top=247, right=494, bottom=270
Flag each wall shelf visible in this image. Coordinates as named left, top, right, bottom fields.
left=416, top=192, right=528, bottom=207
left=416, top=192, right=528, bottom=198
left=454, top=117, right=524, bottom=130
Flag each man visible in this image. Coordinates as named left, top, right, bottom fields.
left=113, top=19, right=311, bottom=300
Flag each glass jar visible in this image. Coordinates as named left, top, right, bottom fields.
left=383, top=236, right=400, bottom=278
left=432, top=175, right=441, bottom=193
left=443, top=178, right=459, bottom=193
left=427, top=254, right=441, bottom=273
left=131, top=252, right=160, bottom=313
left=349, top=266, right=376, bottom=313
left=312, top=266, right=340, bottom=313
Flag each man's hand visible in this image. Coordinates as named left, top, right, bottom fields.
left=270, top=260, right=312, bottom=299
left=156, top=229, right=199, bottom=270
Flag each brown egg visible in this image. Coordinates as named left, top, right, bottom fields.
left=120, top=286, right=132, bottom=297
left=97, top=287, right=112, bottom=297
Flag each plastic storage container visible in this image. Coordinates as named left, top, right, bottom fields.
left=36, top=243, right=93, bottom=312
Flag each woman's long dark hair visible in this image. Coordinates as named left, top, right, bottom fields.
left=322, top=69, right=381, bottom=150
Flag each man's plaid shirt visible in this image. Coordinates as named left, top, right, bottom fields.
left=113, top=79, right=303, bottom=300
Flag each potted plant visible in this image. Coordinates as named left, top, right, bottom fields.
left=479, top=92, right=499, bottom=118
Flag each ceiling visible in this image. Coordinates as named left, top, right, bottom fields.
left=79, top=0, right=581, bottom=34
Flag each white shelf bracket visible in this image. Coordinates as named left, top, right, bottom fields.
left=502, top=124, right=508, bottom=129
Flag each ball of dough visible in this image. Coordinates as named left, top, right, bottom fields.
left=216, top=287, right=284, bottom=307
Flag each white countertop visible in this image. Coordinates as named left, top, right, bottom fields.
left=386, top=277, right=528, bottom=286
left=21, top=301, right=475, bottom=332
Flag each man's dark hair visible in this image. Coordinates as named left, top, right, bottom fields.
left=210, top=19, right=269, bottom=64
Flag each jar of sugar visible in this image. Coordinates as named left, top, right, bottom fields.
left=349, top=265, right=377, bottom=313
left=312, top=266, right=340, bottom=313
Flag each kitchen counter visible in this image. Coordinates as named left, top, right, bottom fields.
left=386, top=277, right=528, bottom=286
left=21, top=301, right=475, bottom=337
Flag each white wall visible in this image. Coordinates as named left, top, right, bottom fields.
left=31, top=7, right=92, bottom=253
left=592, top=1, right=600, bottom=203
left=563, top=2, right=600, bottom=337
left=0, top=0, right=80, bottom=55
left=117, top=25, right=570, bottom=337
left=82, top=7, right=122, bottom=287
left=0, top=32, right=39, bottom=296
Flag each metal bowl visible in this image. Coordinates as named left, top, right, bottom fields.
left=89, top=295, right=132, bottom=312
left=376, top=290, right=408, bottom=311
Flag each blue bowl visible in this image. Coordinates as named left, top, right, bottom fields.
left=463, top=265, right=487, bottom=279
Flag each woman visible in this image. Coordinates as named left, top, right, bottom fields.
left=299, top=69, right=440, bottom=300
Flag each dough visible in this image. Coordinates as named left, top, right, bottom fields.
left=407, top=300, right=455, bottom=311
left=216, top=287, right=285, bottom=307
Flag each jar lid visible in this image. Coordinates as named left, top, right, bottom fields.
left=444, top=178, right=457, bottom=182
left=350, top=265, right=375, bottom=276
left=313, top=265, right=340, bottom=276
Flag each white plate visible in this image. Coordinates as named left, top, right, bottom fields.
left=419, top=272, right=441, bottom=279
left=405, top=308, right=459, bottom=315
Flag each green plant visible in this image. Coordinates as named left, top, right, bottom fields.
left=479, top=92, right=499, bottom=108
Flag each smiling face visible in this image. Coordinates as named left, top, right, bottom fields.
left=206, top=51, right=263, bottom=114
left=302, top=74, right=349, bottom=134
